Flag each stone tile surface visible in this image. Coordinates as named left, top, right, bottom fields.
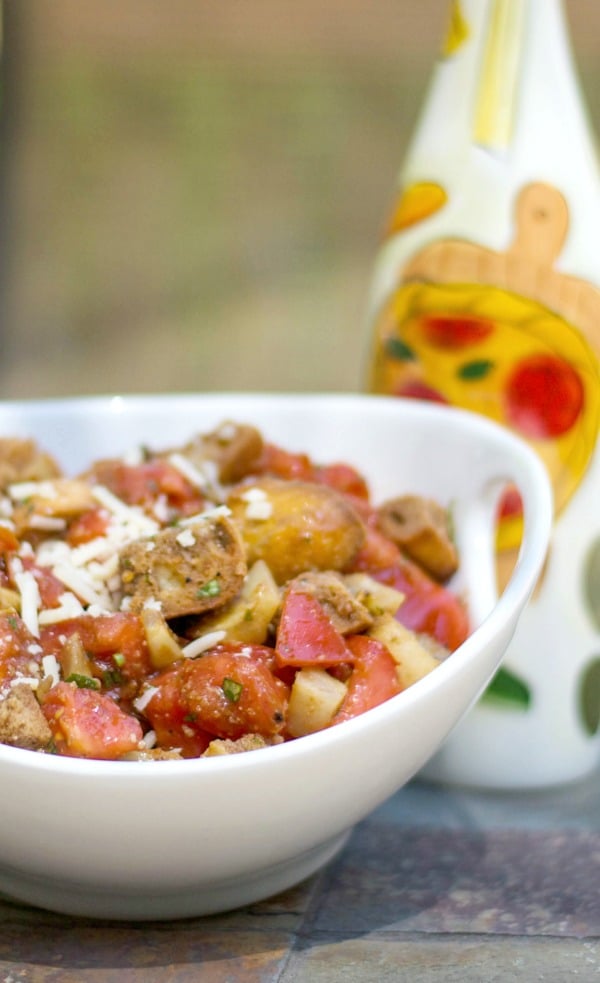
left=283, top=935, right=600, bottom=983
left=0, top=775, right=599, bottom=981
left=306, top=823, right=600, bottom=937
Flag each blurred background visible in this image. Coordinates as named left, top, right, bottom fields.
left=0, top=1, right=599, bottom=399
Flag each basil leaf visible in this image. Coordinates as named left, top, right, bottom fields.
left=222, top=677, right=243, bottom=703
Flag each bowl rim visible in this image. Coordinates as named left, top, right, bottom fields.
left=0, top=391, right=553, bottom=779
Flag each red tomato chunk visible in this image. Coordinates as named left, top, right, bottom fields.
left=144, top=644, right=290, bottom=755
left=334, top=635, right=402, bottom=724
left=275, top=591, right=352, bottom=668
left=42, top=682, right=143, bottom=760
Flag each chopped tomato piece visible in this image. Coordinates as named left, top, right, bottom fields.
left=0, top=611, right=41, bottom=686
left=333, top=635, right=401, bottom=724
left=350, top=525, right=402, bottom=572
left=66, top=507, right=110, bottom=546
left=314, top=463, right=370, bottom=500
left=19, top=557, right=67, bottom=609
left=0, top=526, right=19, bottom=552
left=87, top=459, right=206, bottom=517
left=41, top=613, right=152, bottom=687
left=144, top=644, right=289, bottom=748
left=275, top=590, right=352, bottom=668
left=142, top=668, right=213, bottom=757
left=374, top=558, right=469, bottom=652
left=42, top=681, right=143, bottom=759
left=253, top=443, right=315, bottom=482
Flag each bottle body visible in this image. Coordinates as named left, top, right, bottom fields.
left=368, top=0, right=600, bottom=787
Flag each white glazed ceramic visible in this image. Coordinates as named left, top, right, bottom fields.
left=367, top=0, right=600, bottom=787
left=0, top=394, right=551, bottom=920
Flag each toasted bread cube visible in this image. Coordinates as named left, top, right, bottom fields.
left=119, top=513, right=246, bottom=619
left=0, top=684, right=53, bottom=751
left=377, top=495, right=458, bottom=582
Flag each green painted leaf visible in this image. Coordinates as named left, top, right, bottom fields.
left=583, top=538, right=600, bottom=630
left=458, top=359, right=495, bottom=381
left=580, top=658, right=600, bottom=736
left=385, top=337, right=416, bottom=361
left=482, top=666, right=531, bottom=709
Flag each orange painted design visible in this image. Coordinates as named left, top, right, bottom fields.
left=384, top=182, right=448, bottom=238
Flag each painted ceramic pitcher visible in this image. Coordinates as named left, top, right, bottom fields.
left=367, top=0, right=600, bottom=787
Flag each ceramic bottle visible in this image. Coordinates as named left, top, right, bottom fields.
left=367, top=0, right=600, bottom=787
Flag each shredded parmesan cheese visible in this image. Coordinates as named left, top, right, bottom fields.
left=133, top=685, right=160, bottom=713
left=168, top=453, right=210, bottom=491
left=41, top=654, right=61, bottom=687
left=182, top=630, right=226, bottom=659
left=27, top=515, right=68, bottom=532
left=141, top=729, right=157, bottom=749
left=175, top=528, right=196, bottom=548
left=245, top=500, right=273, bottom=521
left=51, top=562, right=110, bottom=609
left=178, top=504, right=231, bottom=526
left=38, top=592, right=85, bottom=625
left=92, top=485, right=159, bottom=537
left=14, top=570, right=41, bottom=637
left=240, top=487, right=267, bottom=502
left=8, top=480, right=58, bottom=501
left=9, top=675, right=39, bottom=690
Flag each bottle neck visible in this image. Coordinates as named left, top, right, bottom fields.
left=380, top=0, right=600, bottom=296
left=406, top=0, right=594, bottom=172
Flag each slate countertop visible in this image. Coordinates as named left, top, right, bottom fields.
left=1, top=771, right=599, bottom=982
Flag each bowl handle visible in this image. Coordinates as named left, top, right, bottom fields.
left=451, top=477, right=511, bottom=630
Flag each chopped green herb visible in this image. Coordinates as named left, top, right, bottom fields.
left=197, top=578, right=221, bottom=598
left=66, top=673, right=100, bottom=691
left=183, top=712, right=198, bottom=723
left=112, top=653, right=126, bottom=668
left=222, top=677, right=243, bottom=703
left=7, top=615, right=19, bottom=630
left=102, top=669, right=123, bottom=688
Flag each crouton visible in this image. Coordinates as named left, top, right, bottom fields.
left=202, top=733, right=281, bottom=756
left=181, top=421, right=264, bottom=484
left=119, top=513, right=247, bottom=619
left=0, top=438, right=61, bottom=491
left=0, top=684, right=53, bottom=750
left=377, top=494, right=458, bottom=582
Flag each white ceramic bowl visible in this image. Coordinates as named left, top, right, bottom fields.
left=0, top=394, right=552, bottom=920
